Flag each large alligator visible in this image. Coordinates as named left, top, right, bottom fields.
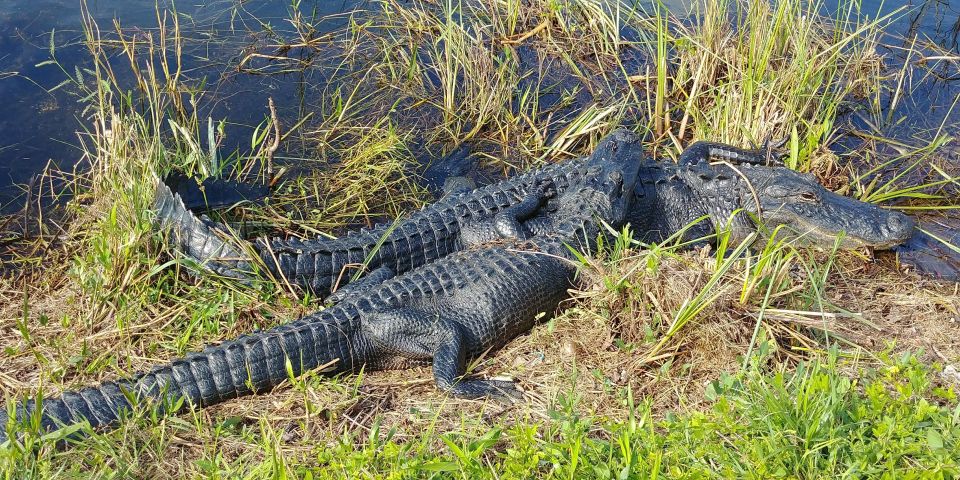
left=623, top=156, right=916, bottom=249
left=154, top=130, right=644, bottom=298
left=154, top=134, right=915, bottom=300
left=0, top=139, right=640, bottom=444
left=452, top=142, right=915, bottom=252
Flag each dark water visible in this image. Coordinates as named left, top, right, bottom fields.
left=0, top=0, right=957, bottom=277
left=843, top=0, right=960, bottom=279
left=0, top=0, right=361, bottom=209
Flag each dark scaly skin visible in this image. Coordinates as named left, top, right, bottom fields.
left=675, top=140, right=783, bottom=167
left=624, top=143, right=916, bottom=249
left=153, top=179, right=252, bottom=281
left=499, top=141, right=915, bottom=249
left=151, top=173, right=271, bottom=281
left=157, top=134, right=914, bottom=295
left=0, top=148, right=640, bottom=444
left=153, top=130, right=643, bottom=297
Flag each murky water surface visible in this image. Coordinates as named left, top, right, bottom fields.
left=834, top=0, right=959, bottom=280
left=0, top=0, right=361, bottom=207
left=0, top=0, right=957, bottom=278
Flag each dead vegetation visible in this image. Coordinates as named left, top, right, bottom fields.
left=0, top=0, right=958, bottom=476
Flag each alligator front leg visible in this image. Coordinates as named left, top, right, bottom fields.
left=490, top=179, right=557, bottom=239
left=460, top=180, right=557, bottom=246
left=362, top=309, right=522, bottom=401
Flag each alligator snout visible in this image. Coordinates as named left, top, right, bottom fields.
left=846, top=207, right=916, bottom=249
left=866, top=210, right=916, bottom=249
left=884, top=211, right=916, bottom=240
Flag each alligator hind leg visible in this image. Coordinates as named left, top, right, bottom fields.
left=430, top=321, right=522, bottom=401
left=678, top=141, right=787, bottom=167
left=362, top=308, right=522, bottom=401
left=327, top=266, right=396, bottom=304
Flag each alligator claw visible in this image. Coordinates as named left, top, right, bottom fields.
left=448, top=379, right=524, bottom=403
left=535, top=179, right=558, bottom=200
left=759, top=135, right=789, bottom=166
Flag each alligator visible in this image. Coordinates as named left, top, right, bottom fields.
left=458, top=142, right=915, bottom=252
left=156, top=136, right=916, bottom=300
left=622, top=153, right=916, bottom=249
left=0, top=140, right=640, bottom=444
left=153, top=129, right=644, bottom=298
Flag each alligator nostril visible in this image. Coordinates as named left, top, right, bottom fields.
left=888, top=213, right=915, bottom=233
left=608, top=170, right=623, bottom=185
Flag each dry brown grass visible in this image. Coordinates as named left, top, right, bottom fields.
left=7, top=244, right=957, bottom=472
left=1, top=0, right=958, bottom=476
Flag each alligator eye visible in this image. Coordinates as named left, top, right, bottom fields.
left=798, top=191, right=817, bottom=202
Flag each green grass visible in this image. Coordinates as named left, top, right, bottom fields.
left=4, top=350, right=956, bottom=477
left=645, top=0, right=893, bottom=169
left=307, top=351, right=959, bottom=479
left=1, top=0, right=959, bottom=477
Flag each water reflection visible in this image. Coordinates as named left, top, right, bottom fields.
left=0, top=0, right=361, bottom=209
left=855, top=0, right=960, bottom=279
left=0, top=0, right=957, bottom=278
left=896, top=213, right=960, bottom=280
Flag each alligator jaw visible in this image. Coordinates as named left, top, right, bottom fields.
left=764, top=207, right=916, bottom=250
left=751, top=167, right=917, bottom=250
left=762, top=215, right=914, bottom=250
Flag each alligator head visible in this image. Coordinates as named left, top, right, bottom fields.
left=586, top=129, right=643, bottom=225
left=631, top=161, right=916, bottom=249
left=683, top=163, right=916, bottom=249
left=546, top=130, right=644, bottom=239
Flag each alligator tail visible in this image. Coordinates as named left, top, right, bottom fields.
left=0, top=315, right=350, bottom=443
left=163, top=172, right=269, bottom=211
left=153, top=178, right=256, bottom=281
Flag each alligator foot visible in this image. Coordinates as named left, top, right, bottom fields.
left=361, top=308, right=529, bottom=402
left=492, top=178, right=557, bottom=239
left=460, top=178, right=557, bottom=246
left=446, top=378, right=523, bottom=402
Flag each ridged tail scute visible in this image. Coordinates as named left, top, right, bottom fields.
left=153, top=177, right=256, bottom=281
left=0, top=315, right=351, bottom=443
